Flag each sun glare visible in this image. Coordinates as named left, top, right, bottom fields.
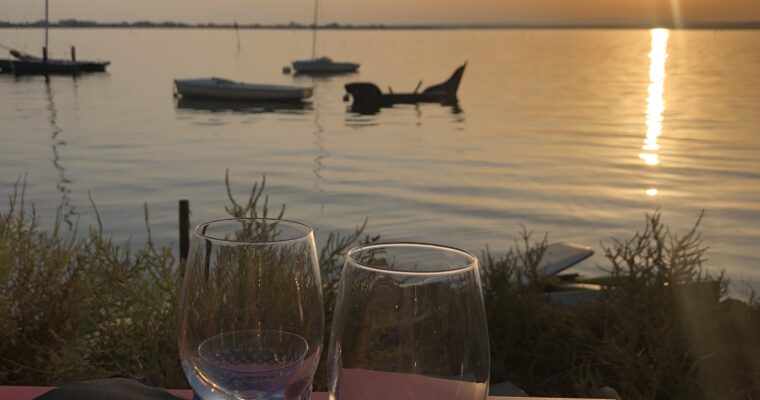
left=640, top=28, right=669, bottom=194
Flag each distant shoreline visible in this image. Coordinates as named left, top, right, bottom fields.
left=1, top=20, right=759, bottom=30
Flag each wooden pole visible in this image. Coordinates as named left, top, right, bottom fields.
left=179, top=200, right=190, bottom=261
left=44, top=0, right=49, bottom=62
left=70, top=46, right=76, bottom=62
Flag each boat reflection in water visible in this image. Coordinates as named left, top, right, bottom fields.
left=347, top=101, right=463, bottom=116
left=175, top=97, right=312, bottom=115
left=43, top=77, right=77, bottom=228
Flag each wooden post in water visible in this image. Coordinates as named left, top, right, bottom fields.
left=43, top=0, right=49, bottom=64
left=179, top=200, right=190, bottom=261
left=70, top=46, right=76, bottom=62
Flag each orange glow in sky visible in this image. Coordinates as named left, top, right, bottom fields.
left=2, top=0, right=759, bottom=25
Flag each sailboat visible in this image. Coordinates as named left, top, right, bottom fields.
left=0, top=0, right=109, bottom=75
left=291, top=0, right=359, bottom=74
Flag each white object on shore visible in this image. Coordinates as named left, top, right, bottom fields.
left=536, top=242, right=594, bottom=280
left=538, top=242, right=599, bottom=307
left=174, top=78, right=313, bottom=102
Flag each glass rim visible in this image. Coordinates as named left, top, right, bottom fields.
left=192, top=217, right=313, bottom=244
left=345, top=242, right=478, bottom=276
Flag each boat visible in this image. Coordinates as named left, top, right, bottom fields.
left=0, top=57, right=109, bottom=75
left=344, top=63, right=466, bottom=113
left=0, top=0, right=109, bottom=75
left=174, top=78, right=313, bottom=102
left=292, top=57, right=359, bottom=75
left=290, top=0, right=359, bottom=75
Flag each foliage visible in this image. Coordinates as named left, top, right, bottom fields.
left=1, top=177, right=758, bottom=399
left=482, top=211, right=760, bottom=399
left=0, top=173, right=374, bottom=389
left=219, top=170, right=379, bottom=389
left=0, top=177, right=182, bottom=387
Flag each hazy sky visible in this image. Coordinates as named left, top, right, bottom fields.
left=2, top=0, right=759, bottom=25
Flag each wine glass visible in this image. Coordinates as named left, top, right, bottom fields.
left=328, top=243, right=490, bottom=400
left=179, top=218, right=324, bottom=400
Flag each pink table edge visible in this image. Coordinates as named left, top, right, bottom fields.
left=0, top=386, right=606, bottom=400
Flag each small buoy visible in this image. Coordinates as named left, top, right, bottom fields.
left=282, top=66, right=292, bottom=74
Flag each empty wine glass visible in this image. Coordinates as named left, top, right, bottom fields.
left=328, top=243, right=490, bottom=400
left=179, top=218, right=324, bottom=400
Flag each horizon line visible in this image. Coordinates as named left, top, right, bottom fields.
left=1, top=19, right=760, bottom=30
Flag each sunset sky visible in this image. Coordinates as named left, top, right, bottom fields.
left=2, top=0, right=759, bottom=25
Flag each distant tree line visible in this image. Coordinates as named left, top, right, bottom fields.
left=1, top=19, right=758, bottom=29
left=0, top=19, right=393, bottom=29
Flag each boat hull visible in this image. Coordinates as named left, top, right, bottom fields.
left=176, top=97, right=311, bottom=114
left=175, top=78, right=313, bottom=102
left=344, top=63, right=466, bottom=114
left=292, top=59, right=359, bottom=74
left=0, top=59, right=109, bottom=75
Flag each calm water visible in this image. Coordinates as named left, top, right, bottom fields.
left=1, top=28, right=759, bottom=287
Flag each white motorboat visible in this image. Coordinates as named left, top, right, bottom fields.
left=292, top=57, right=359, bottom=74
left=174, top=78, right=313, bottom=102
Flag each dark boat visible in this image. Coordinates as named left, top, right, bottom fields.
left=0, top=57, right=109, bottom=75
left=0, top=0, right=109, bottom=76
left=344, top=63, right=466, bottom=113
left=290, top=0, right=360, bottom=75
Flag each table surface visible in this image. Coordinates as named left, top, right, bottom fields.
left=0, top=386, right=605, bottom=400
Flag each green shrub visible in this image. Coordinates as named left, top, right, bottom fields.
left=0, top=173, right=374, bottom=389
left=482, top=213, right=760, bottom=399
left=0, top=177, right=183, bottom=386
left=1, top=176, right=758, bottom=399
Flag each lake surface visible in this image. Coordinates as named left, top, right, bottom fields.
left=1, top=28, right=759, bottom=288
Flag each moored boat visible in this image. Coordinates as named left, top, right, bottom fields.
left=344, top=63, right=466, bottom=113
left=292, top=57, right=360, bottom=75
left=290, top=0, right=360, bottom=75
left=0, top=0, right=109, bottom=76
left=0, top=58, right=109, bottom=75
left=174, top=78, right=313, bottom=102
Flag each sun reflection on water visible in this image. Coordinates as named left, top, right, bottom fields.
left=640, top=28, right=669, bottom=194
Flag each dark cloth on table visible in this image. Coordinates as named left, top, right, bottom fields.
left=34, top=378, right=184, bottom=400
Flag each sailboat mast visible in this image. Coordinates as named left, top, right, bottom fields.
left=45, top=0, right=49, bottom=49
left=43, top=0, right=49, bottom=62
left=311, top=0, right=318, bottom=59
